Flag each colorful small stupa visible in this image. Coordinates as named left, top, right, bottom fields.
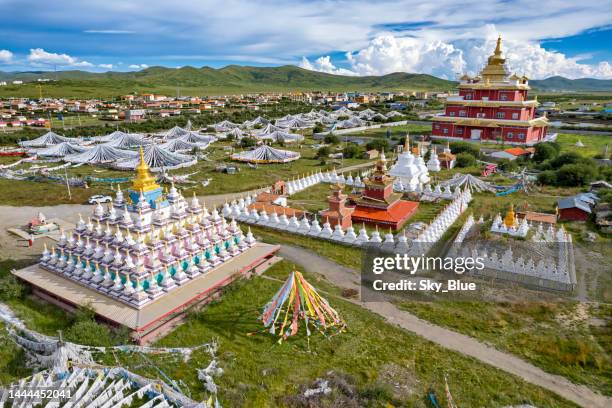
left=38, top=150, right=257, bottom=309
left=503, top=203, right=518, bottom=228
left=491, top=203, right=530, bottom=237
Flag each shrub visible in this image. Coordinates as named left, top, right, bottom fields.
left=324, top=133, right=340, bottom=145
left=450, top=141, right=479, bottom=156
left=455, top=152, right=476, bottom=167
left=555, top=163, right=598, bottom=186
left=65, top=320, right=112, bottom=347
left=498, top=159, right=519, bottom=172
left=316, top=146, right=332, bottom=159
left=366, top=139, right=390, bottom=153
left=537, top=170, right=557, bottom=185
left=342, top=144, right=362, bottom=159
left=0, top=275, right=25, bottom=300
left=240, top=137, right=257, bottom=148
left=533, top=142, right=559, bottom=162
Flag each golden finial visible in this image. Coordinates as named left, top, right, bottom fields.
left=494, top=35, right=502, bottom=56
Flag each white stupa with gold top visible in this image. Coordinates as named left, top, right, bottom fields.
left=388, top=135, right=430, bottom=191
left=39, top=147, right=255, bottom=308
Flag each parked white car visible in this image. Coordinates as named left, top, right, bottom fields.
left=88, top=195, right=112, bottom=204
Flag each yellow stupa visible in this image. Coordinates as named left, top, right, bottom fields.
left=131, top=147, right=160, bottom=192
left=503, top=203, right=518, bottom=228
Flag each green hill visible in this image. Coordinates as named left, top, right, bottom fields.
left=530, top=76, right=612, bottom=92
left=1, top=66, right=609, bottom=98
left=0, top=65, right=455, bottom=98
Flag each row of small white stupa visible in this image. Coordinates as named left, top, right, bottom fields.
left=452, top=214, right=574, bottom=284
left=225, top=188, right=472, bottom=249
left=39, top=190, right=256, bottom=309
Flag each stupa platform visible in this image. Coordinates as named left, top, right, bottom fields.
left=12, top=242, right=279, bottom=344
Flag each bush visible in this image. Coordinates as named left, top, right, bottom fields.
left=537, top=170, right=557, bottom=185
left=240, top=137, right=257, bottom=148
left=455, top=152, right=476, bottom=168
left=342, top=144, right=362, bottom=159
left=366, top=139, right=390, bottom=153
left=324, top=133, right=340, bottom=145
left=312, top=122, right=324, bottom=133
left=450, top=141, right=479, bottom=156
left=498, top=159, right=519, bottom=172
left=555, top=163, right=598, bottom=186
left=316, top=146, right=332, bottom=159
left=0, top=275, right=25, bottom=300
left=533, top=142, right=559, bottom=162
left=550, top=152, right=584, bottom=168
left=65, top=319, right=112, bottom=347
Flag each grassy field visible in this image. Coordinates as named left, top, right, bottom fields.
left=140, top=261, right=577, bottom=407
left=398, top=300, right=612, bottom=396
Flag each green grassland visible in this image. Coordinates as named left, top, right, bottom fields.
left=120, top=261, right=578, bottom=407
left=398, top=300, right=611, bottom=396
left=0, top=66, right=455, bottom=98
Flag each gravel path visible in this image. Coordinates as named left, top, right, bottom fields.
left=278, top=245, right=611, bottom=408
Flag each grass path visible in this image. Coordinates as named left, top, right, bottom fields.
left=277, top=244, right=611, bottom=408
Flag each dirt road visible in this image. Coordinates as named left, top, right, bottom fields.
left=278, top=245, right=611, bottom=408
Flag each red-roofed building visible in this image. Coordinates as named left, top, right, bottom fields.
left=349, top=152, right=419, bottom=230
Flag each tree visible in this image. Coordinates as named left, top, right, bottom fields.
left=324, top=133, right=340, bottom=145
left=537, top=170, right=557, bottom=185
left=498, top=159, right=519, bottom=172
left=449, top=141, right=479, bottom=157
left=316, top=146, right=331, bottom=159
left=240, top=137, right=257, bottom=148
left=533, top=142, right=559, bottom=162
left=550, top=152, right=584, bottom=168
left=366, top=138, right=390, bottom=153
left=555, top=163, right=598, bottom=186
left=455, top=152, right=477, bottom=168
left=342, top=144, right=362, bottom=159
left=312, top=122, right=324, bottom=133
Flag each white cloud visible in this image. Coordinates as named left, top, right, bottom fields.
left=98, top=63, right=113, bottom=69
left=301, top=33, right=612, bottom=79
left=27, top=48, right=93, bottom=68
left=0, top=50, right=13, bottom=64
left=128, top=64, right=149, bottom=69
left=299, top=56, right=357, bottom=76
left=84, top=30, right=135, bottom=34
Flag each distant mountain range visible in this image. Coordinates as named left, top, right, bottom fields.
left=0, top=66, right=610, bottom=97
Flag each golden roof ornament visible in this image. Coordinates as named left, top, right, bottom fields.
left=131, top=146, right=160, bottom=193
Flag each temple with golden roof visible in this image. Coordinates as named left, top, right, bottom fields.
left=432, top=36, right=548, bottom=145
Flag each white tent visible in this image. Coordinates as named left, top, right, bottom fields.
left=160, top=138, right=207, bottom=153
left=257, top=130, right=304, bottom=143
left=160, top=125, right=192, bottom=140
left=114, top=143, right=197, bottom=171
left=225, top=127, right=246, bottom=140
left=440, top=173, right=497, bottom=193
left=275, top=117, right=313, bottom=129
left=64, top=144, right=138, bottom=164
left=243, top=116, right=269, bottom=128
left=257, top=123, right=283, bottom=135
left=231, top=144, right=300, bottom=163
left=214, top=120, right=239, bottom=132
left=178, top=132, right=217, bottom=144
left=94, top=130, right=144, bottom=143
left=30, top=142, right=88, bottom=157
left=103, top=132, right=149, bottom=148
left=19, top=131, right=75, bottom=148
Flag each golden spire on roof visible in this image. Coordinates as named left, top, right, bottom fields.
left=480, top=35, right=509, bottom=82
left=131, top=146, right=160, bottom=192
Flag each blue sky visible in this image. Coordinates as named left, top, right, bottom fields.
left=0, top=0, right=611, bottom=79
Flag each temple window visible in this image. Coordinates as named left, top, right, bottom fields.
left=465, top=94, right=473, bottom=100
left=443, top=128, right=449, bottom=134
left=435, top=124, right=440, bottom=129
left=496, top=112, right=505, bottom=119
left=459, top=110, right=466, bottom=117
left=512, top=112, right=519, bottom=119
left=450, top=112, right=456, bottom=117
left=518, top=133, right=525, bottom=139
left=507, top=132, right=513, bottom=139
left=457, top=128, right=463, bottom=135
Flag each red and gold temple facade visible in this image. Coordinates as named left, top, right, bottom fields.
left=432, top=37, right=548, bottom=145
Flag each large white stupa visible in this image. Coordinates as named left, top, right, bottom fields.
left=427, top=145, right=442, bottom=172
left=389, top=137, right=430, bottom=190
